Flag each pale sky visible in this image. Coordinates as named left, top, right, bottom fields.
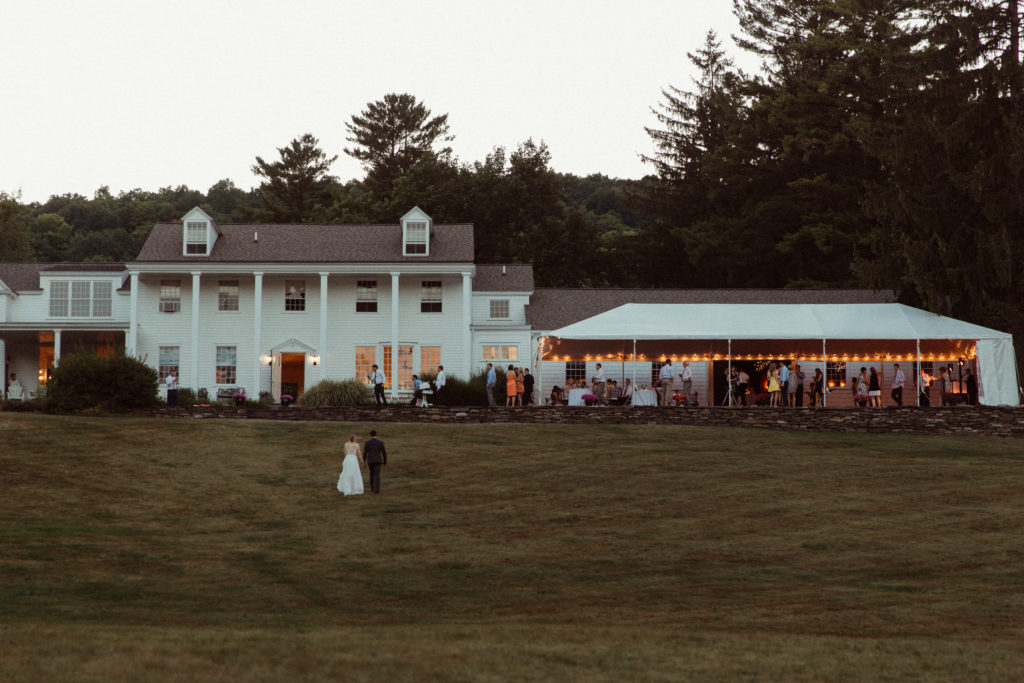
left=1, top=1, right=755, bottom=204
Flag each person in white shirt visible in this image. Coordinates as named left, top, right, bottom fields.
left=593, top=363, right=607, bottom=404
left=369, top=364, right=387, bottom=405
left=891, top=363, right=905, bottom=406
left=434, top=365, right=447, bottom=404
left=621, top=378, right=634, bottom=405
left=680, top=361, right=694, bottom=405
left=165, top=370, right=178, bottom=406
left=9, top=372, right=21, bottom=388
left=658, top=360, right=675, bottom=406
left=737, top=369, right=750, bottom=406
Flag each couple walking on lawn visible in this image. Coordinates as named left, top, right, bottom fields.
left=336, top=430, right=387, bottom=495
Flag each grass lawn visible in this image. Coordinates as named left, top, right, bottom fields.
left=1, top=413, right=1023, bottom=681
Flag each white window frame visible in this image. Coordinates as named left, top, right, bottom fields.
left=285, top=280, right=305, bottom=312
left=356, top=280, right=378, bottom=312
left=218, top=279, right=239, bottom=312
left=160, top=280, right=181, bottom=313
left=49, top=281, right=69, bottom=317
left=92, top=281, right=112, bottom=317
left=186, top=221, right=208, bottom=255
left=489, top=299, right=510, bottom=319
left=420, top=280, right=442, bottom=313
left=404, top=220, right=428, bottom=255
left=215, top=345, right=237, bottom=385
left=49, top=280, right=113, bottom=318
left=159, top=346, right=180, bottom=381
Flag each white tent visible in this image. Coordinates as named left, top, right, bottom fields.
left=542, top=303, right=1019, bottom=406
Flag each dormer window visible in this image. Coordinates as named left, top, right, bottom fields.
left=186, top=222, right=208, bottom=254
left=401, top=206, right=431, bottom=256
left=405, top=221, right=427, bottom=254
left=180, top=207, right=219, bottom=257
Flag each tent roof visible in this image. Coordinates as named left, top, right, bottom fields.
left=546, top=303, right=1011, bottom=341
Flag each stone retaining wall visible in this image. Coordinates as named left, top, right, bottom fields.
left=149, top=404, right=1024, bottom=437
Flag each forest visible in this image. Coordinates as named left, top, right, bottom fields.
left=2, top=0, right=1022, bottom=351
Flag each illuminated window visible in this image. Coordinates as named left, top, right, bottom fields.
left=566, top=361, right=586, bottom=383
left=383, top=345, right=413, bottom=390
left=355, top=347, right=376, bottom=384
left=482, top=345, right=498, bottom=361
left=218, top=280, right=239, bottom=311
left=356, top=280, right=377, bottom=312
left=826, top=362, right=847, bottom=388
left=421, top=346, right=441, bottom=373
left=216, top=346, right=237, bottom=384
left=501, top=345, right=517, bottom=360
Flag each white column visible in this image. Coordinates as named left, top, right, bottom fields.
left=0, top=338, right=5, bottom=398
left=391, top=272, right=400, bottom=400
left=319, top=272, right=329, bottom=383
left=536, top=335, right=543, bottom=405
left=727, top=339, right=732, bottom=407
left=462, top=271, right=473, bottom=379
left=191, top=272, right=201, bottom=389
left=253, top=272, right=263, bottom=396
left=54, top=329, right=62, bottom=367
left=128, top=271, right=139, bottom=356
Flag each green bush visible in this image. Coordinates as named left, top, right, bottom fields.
left=300, top=379, right=373, bottom=407
left=176, top=387, right=197, bottom=407
left=419, top=369, right=507, bottom=406
left=46, top=352, right=159, bottom=413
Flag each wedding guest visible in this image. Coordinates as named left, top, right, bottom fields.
left=890, top=363, right=905, bottom=406
left=434, top=365, right=447, bottom=404
left=737, top=369, right=750, bottom=406
left=506, top=365, right=517, bottom=407
left=767, top=362, right=781, bottom=407
left=658, top=360, right=675, bottom=406
left=515, top=367, right=525, bottom=407
left=593, top=363, right=607, bottom=405
left=793, top=364, right=805, bottom=407
left=812, top=368, right=825, bottom=407
left=622, top=378, right=634, bottom=405
left=919, top=369, right=932, bottom=407
left=868, top=367, right=881, bottom=406
left=409, top=375, right=423, bottom=406
left=486, top=363, right=497, bottom=406
left=779, top=360, right=791, bottom=407
left=523, top=368, right=535, bottom=406
left=550, top=385, right=564, bottom=405
left=965, top=367, right=978, bottom=405
left=680, top=361, right=693, bottom=405
left=856, top=368, right=868, bottom=405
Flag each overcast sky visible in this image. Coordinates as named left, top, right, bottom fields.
left=1, top=1, right=757, bottom=204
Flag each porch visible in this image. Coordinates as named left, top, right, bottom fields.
left=1, top=328, right=125, bottom=399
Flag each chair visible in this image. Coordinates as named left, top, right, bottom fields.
left=7, top=385, right=24, bottom=401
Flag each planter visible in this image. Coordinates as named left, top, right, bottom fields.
left=281, top=399, right=292, bottom=407
left=234, top=397, right=246, bottom=406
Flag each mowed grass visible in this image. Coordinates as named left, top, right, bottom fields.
left=2, top=414, right=1024, bottom=681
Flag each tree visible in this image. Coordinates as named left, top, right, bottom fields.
left=344, top=93, right=454, bottom=199
left=252, top=133, right=338, bottom=222
left=30, top=213, right=74, bottom=261
left=0, top=192, right=34, bottom=261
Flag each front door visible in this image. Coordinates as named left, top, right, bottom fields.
left=280, top=352, right=305, bottom=400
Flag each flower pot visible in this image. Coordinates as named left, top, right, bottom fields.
left=234, top=397, right=245, bottom=406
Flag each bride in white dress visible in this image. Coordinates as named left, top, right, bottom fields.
left=337, top=434, right=365, bottom=495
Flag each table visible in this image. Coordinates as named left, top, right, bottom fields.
left=568, top=388, right=587, bottom=406
left=631, top=389, right=657, bottom=406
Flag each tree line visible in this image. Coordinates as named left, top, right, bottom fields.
left=2, top=1, right=1022, bottom=363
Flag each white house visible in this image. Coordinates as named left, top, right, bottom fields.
left=0, top=206, right=1015, bottom=405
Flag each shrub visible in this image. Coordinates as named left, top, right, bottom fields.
left=420, top=369, right=507, bottom=406
left=176, top=387, right=197, bottom=407
left=46, top=352, right=159, bottom=413
left=300, top=379, right=373, bottom=407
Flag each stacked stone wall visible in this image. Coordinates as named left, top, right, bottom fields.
left=148, top=405, right=1024, bottom=438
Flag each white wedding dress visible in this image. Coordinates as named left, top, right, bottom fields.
left=337, top=442, right=364, bottom=495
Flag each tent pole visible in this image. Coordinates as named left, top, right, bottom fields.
left=728, top=339, right=732, bottom=408
left=632, top=339, right=637, bottom=390
left=916, top=338, right=921, bottom=407
left=822, top=339, right=827, bottom=407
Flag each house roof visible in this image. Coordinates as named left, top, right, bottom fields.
left=526, top=288, right=897, bottom=331
left=473, top=264, right=534, bottom=292
left=0, top=262, right=125, bottom=293
left=134, top=222, right=476, bottom=263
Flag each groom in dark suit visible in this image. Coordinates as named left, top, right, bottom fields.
left=363, top=430, right=387, bottom=494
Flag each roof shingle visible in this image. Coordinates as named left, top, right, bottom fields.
left=135, top=222, right=475, bottom=263
left=473, top=264, right=534, bottom=292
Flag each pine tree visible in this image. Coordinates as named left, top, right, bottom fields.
left=251, top=133, right=338, bottom=223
